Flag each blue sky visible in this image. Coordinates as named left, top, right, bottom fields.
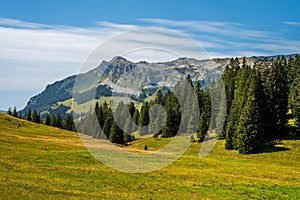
left=0, top=0, right=300, bottom=110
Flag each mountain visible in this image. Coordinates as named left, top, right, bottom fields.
left=22, top=54, right=297, bottom=119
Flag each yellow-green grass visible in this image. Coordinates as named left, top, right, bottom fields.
left=0, top=113, right=299, bottom=199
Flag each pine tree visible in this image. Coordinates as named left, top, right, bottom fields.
left=124, top=117, right=133, bottom=143
left=45, top=113, right=51, bottom=126
left=7, top=107, right=12, bottom=116
left=50, top=114, right=56, bottom=127
left=25, top=108, right=32, bottom=121
left=18, top=110, right=22, bottom=119
left=264, top=57, right=289, bottom=139
left=289, top=66, right=300, bottom=127
left=197, top=89, right=211, bottom=142
left=161, top=91, right=180, bottom=137
left=237, top=71, right=264, bottom=154
left=225, top=62, right=251, bottom=149
left=109, top=120, right=124, bottom=144
left=138, top=101, right=150, bottom=135
left=32, top=110, right=40, bottom=123
left=103, top=107, right=113, bottom=138
left=56, top=113, right=63, bottom=128
left=63, top=113, right=76, bottom=131
left=12, top=106, right=18, bottom=117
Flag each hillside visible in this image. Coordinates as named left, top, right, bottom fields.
left=21, top=56, right=229, bottom=118
left=0, top=113, right=299, bottom=199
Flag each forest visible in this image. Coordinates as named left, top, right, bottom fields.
left=9, top=55, right=300, bottom=154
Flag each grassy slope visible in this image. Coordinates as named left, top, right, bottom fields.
left=0, top=113, right=299, bottom=199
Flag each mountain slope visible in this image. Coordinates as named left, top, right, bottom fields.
left=22, top=56, right=228, bottom=118
left=22, top=54, right=299, bottom=119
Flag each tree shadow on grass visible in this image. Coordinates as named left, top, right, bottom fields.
left=262, top=146, right=291, bottom=153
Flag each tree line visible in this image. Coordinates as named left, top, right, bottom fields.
left=7, top=107, right=76, bottom=132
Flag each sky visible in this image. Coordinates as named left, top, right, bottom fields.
left=0, top=0, right=300, bottom=110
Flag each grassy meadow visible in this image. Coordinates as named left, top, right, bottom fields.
left=0, top=113, right=299, bottom=199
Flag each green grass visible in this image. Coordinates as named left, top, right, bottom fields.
left=0, top=113, right=300, bottom=199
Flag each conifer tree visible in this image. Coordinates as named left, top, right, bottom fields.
left=109, top=120, right=124, bottom=144
left=138, top=101, right=150, bottom=135
left=237, top=71, right=264, bottom=154
left=12, top=106, right=18, bottom=117
left=18, top=110, right=22, bottom=119
left=50, top=114, right=56, bottom=127
left=7, top=107, right=12, bottom=116
left=45, top=113, right=51, bottom=126
left=31, top=110, right=40, bottom=123
left=63, top=113, right=76, bottom=131
left=225, top=62, right=251, bottom=149
left=103, top=107, right=113, bottom=138
left=289, top=67, right=300, bottom=127
left=56, top=112, right=63, bottom=128
left=264, top=57, right=289, bottom=138
left=25, top=108, right=32, bottom=121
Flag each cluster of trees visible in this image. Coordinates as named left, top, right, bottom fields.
left=78, top=75, right=213, bottom=144
left=222, top=56, right=300, bottom=154
left=7, top=107, right=76, bottom=132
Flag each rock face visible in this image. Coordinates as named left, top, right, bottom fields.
left=23, top=54, right=295, bottom=119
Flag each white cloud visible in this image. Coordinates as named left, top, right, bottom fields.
left=1, top=17, right=300, bottom=93
left=284, top=21, right=300, bottom=26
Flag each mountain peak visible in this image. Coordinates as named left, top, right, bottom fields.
left=110, top=56, right=128, bottom=63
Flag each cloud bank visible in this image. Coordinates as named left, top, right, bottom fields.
left=0, top=17, right=300, bottom=109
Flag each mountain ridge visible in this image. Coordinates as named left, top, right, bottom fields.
left=22, top=53, right=299, bottom=119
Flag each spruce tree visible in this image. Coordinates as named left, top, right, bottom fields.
left=12, top=106, right=18, bottom=117
left=138, top=101, right=150, bottom=135
left=7, top=107, right=12, bottom=116
left=63, top=113, right=76, bottom=131
left=25, top=108, right=32, bottom=121
left=56, top=112, right=63, bottom=128
left=237, top=71, right=264, bottom=154
left=50, top=115, right=56, bottom=127
left=225, top=62, right=251, bottom=149
left=264, top=57, right=289, bottom=139
left=289, top=67, right=300, bottom=127
left=109, top=120, right=124, bottom=144
left=45, top=113, right=51, bottom=126
left=103, top=107, right=113, bottom=138
left=18, top=110, right=22, bottom=119
left=32, top=110, right=40, bottom=123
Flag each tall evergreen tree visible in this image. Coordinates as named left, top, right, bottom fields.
left=12, top=106, right=18, bottom=117
left=7, top=107, right=12, bottom=116
left=225, top=61, right=251, bottom=149
left=18, top=110, right=22, bottom=119
left=50, top=114, right=56, bottom=127
left=56, top=112, right=63, bottom=128
left=237, top=71, right=264, bottom=154
left=63, top=113, right=76, bottom=131
left=109, top=120, right=124, bottom=144
left=132, top=108, right=139, bottom=133
left=264, top=57, right=289, bottom=139
left=103, top=107, right=113, bottom=138
left=138, top=101, right=150, bottom=135
left=45, top=113, right=51, bottom=126
left=25, top=108, right=32, bottom=121
left=32, top=110, right=40, bottom=123
left=289, top=66, right=300, bottom=127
